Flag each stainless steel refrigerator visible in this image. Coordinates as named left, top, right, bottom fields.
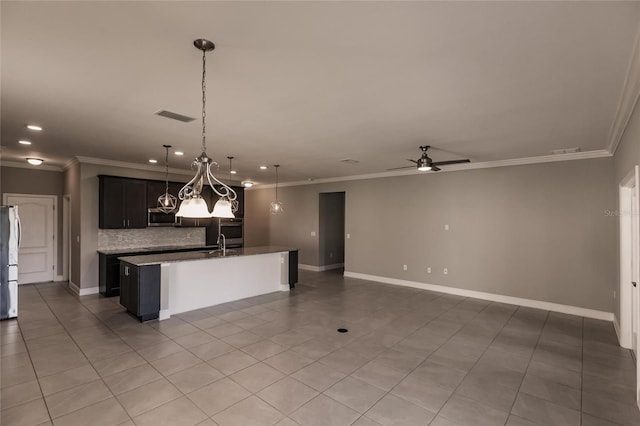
left=0, top=206, right=20, bottom=320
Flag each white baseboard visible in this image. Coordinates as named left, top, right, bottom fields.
left=68, top=281, right=99, bottom=296
left=344, top=271, right=614, bottom=322
left=299, top=263, right=344, bottom=272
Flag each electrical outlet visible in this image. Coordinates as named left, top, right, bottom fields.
left=443, top=268, right=448, bottom=275
left=347, top=233, right=351, bottom=239
left=614, top=290, right=616, bottom=299
left=311, top=231, right=316, bottom=237
left=403, top=264, right=407, bottom=271
left=444, top=224, right=449, bottom=230
left=427, top=267, right=431, bottom=274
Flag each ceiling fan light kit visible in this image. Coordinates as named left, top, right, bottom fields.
left=175, top=38, right=238, bottom=219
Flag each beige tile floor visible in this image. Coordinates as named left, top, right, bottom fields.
left=1, top=269, right=638, bottom=426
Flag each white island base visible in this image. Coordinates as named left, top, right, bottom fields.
left=158, top=251, right=291, bottom=320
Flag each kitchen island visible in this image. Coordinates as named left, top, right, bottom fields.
left=118, top=246, right=298, bottom=321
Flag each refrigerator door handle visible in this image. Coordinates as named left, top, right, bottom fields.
left=16, top=213, right=21, bottom=249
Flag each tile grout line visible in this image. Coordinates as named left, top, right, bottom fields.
left=503, top=308, right=550, bottom=425
left=427, top=300, right=526, bottom=425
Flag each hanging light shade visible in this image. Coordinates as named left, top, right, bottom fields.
left=157, top=145, right=178, bottom=213
left=270, top=164, right=283, bottom=214
left=176, top=38, right=237, bottom=218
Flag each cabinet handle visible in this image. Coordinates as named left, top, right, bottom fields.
left=122, top=219, right=125, bottom=227
left=124, top=266, right=129, bottom=276
left=127, top=219, right=130, bottom=227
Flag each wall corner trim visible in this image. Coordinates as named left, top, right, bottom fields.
left=344, top=271, right=614, bottom=322
left=68, top=281, right=99, bottom=297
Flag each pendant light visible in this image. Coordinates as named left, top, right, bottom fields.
left=270, top=165, right=283, bottom=214
left=176, top=38, right=237, bottom=219
left=157, top=145, right=177, bottom=213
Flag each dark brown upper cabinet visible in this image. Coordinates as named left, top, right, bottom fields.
left=99, top=176, right=148, bottom=229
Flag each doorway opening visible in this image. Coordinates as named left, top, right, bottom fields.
left=318, top=192, right=345, bottom=271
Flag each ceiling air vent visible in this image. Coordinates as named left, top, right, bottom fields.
left=340, top=159, right=360, bottom=164
left=155, top=110, right=196, bottom=123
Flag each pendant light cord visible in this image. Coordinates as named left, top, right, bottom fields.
left=201, top=48, right=207, bottom=154
left=164, top=146, right=170, bottom=194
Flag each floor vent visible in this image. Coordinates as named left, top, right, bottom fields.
left=155, top=110, right=196, bottom=123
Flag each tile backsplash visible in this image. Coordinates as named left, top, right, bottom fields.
left=98, top=227, right=206, bottom=251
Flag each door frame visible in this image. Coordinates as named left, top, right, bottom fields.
left=2, top=193, right=58, bottom=282
left=62, top=195, right=70, bottom=282
left=617, top=166, right=640, bottom=408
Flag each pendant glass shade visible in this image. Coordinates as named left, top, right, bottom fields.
left=211, top=198, right=234, bottom=218
left=270, top=201, right=283, bottom=214
left=175, top=197, right=212, bottom=218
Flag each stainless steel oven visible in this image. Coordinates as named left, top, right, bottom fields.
left=147, top=208, right=181, bottom=227
left=219, top=218, right=243, bottom=247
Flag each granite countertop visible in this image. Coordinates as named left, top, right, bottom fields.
left=97, top=244, right=218, bottom=255
left=118, top=246, right=297, bottom=266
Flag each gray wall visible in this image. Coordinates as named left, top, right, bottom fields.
left=319, top=192, right=345, bottom=266
left=64, top=162, right=81, bottom=286
left=0, top=166, right=65, bottom=274
left=246, top=157, right=617, bottom=312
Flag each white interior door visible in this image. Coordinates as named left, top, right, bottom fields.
left=4, top=195, right=55, bottom=284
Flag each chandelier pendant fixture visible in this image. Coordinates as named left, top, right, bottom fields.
left=270, top=164, right=283, bottom=214
left=226, top=156, right=240, bottom=214
left=176, top=38, right=237, bottom=219
left=157, top=144, right=178, bottom=213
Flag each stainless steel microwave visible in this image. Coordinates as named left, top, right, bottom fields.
left=147, top=208, right=180, bottom=227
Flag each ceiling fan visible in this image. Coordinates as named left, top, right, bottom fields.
left=388, top=145, right=470, bottom=172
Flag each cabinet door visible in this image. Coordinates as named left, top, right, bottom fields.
left=119, top=263, right=131, bottom=311
left=124, top=179, right=147, bottom=228
left=99, top=177, right=125, bottom=229
left=147, top=181, right=166, bottom=209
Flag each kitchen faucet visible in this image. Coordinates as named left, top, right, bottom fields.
left=217, top=233, right=226, bottom=256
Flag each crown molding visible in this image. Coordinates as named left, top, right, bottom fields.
left=0, top=160, right=63, bottom=172
left=608, top=22, right=640, bottom=155
left=249, top=149, right=613, bottom=189
left=73, top=156, right=195, bottom=176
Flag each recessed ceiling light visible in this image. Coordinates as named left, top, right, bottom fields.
left=259, top=166, right=268, bottom=170
left=27, top=158, right=44, bottom=166
left=174, top=151, right=184, bottom=156
left=149, top=159, right=158, bottom=164
left=18, top=140, right=32, bottom=145
left=242, top=181, right=254, bottom=188
left=230, top=170, right=237, bottom=174
left=26, top=124, right=42, bottom=131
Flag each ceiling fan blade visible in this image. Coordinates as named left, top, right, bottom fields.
left=407, top=159, right=418, bottom=164
left=386, top=165, right=415, bottom=171
left=431, top=165, right=441, bottom=172
left=431, top=159, right=470, bottom=166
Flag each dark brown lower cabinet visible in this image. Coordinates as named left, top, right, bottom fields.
left=289, top=250, right=298, bottom=288
left=120, top=261, right=160, bottom=322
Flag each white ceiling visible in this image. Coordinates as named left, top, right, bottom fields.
left=2, top=1, right=639, bottom=184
